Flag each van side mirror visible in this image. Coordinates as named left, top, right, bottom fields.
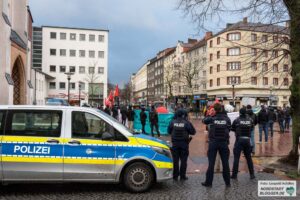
left=102, top=132, right=114, bottom=141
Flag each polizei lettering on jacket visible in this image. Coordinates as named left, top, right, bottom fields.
left=13, top=145, right=50, bottom=154
left=174, top=123, right=185, bottom=127
left=214, top=120, right=226, bottom=125
left=240, top=120, right=251, bottom=125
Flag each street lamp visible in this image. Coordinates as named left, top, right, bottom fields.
left=79, top=81, right=83, bottom=106
left=232, top=80, right=236, bottom=108
left=64, top=72, right=74, bottom=104
left=269, top=86, right=273, bottom=106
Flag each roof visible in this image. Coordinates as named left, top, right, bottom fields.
left=41, top=25, right=109, bottom=32
left=10, top=30, right=27, bottom=50
left=27, top=6, right=34, bottom=23
left=34, top=69, right=55, bottom=79
left=213, top=21, right=289, bottom=38
left=2, top=12, right=11, bottom=26
left=186, top=39, right=206, bottom=53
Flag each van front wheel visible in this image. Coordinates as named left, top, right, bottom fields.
left=123, top=162, right=154, bottom=192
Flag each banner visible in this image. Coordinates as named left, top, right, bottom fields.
left=133, top=110, right=174, bottom=135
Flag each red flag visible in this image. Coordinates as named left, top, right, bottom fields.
left=114, top=84, right=119, bottom=97
left=108, top=91, right=114, bottom=101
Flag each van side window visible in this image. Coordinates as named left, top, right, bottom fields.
left=6, top=110, right=62, bottom=137
left=72, top=111, right=111, bottom=139
left=0, top=111, right=6, bottom=135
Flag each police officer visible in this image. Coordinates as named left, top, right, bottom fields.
left=231, top=108, right=255, bottom=179
left=168, top=110, right=196, bottom=181
left=202, top=103, right=231, bottom=187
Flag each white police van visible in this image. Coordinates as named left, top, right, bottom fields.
left=0, top=106, right=173, bottom=192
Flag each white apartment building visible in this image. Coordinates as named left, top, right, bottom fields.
left=37, top=26, right=109, bottom=106
left=131, top=61, right=148, bottom=104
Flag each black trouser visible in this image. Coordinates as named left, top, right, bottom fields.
left=150, top=123, right=160, bottom=137
left=141, top=122, right=146, bottom=134
left=122, top=118, right=126, bottom=125
left=205, top=140, right=230, bottom=185
left=171, top=141, right=189, bottom=178
left=232, top=138, right=254, bottom=177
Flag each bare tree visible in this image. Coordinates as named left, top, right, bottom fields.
left=164, top=64, right=176, bottom=101
left=85, top=66, right=100, bottom=105
left=177, top=0, right=300, bottom=161
left=121, top=82, right=132, bottom=105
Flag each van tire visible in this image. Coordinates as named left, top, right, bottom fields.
left=123, top=162, right=154, bottom=192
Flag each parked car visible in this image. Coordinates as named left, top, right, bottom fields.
left=46, top=98, right=69, bottom=106
left=0, top=105, right=173, bottom=192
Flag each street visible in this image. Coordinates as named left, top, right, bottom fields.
left=0, top=119, right=298, bottom=200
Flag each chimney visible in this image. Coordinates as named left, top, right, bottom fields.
left=205, top=31, right=213, bottom=40
left=243, top=17, right=248, bottom=24
left=226, top=23, right=233, bottom=28
left=188, top=38, right=197, bottom=44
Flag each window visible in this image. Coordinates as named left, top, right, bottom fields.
left=209, top=79, right=213, bottom=87
left=251, top=62, right=257, bottom=71
left=273, top=64, right=278, bottom=72
left=263, top=50, right=268, bottom=58
left=273, top=35, right=278, bottom=43
left=98, top=35, right=104, bottom=42
left=273, top=78, right=278, bottom=86
left=70, top=83, right=75, bottom=90
left=283, top=78, right=289, bottom=86
left=217, top=51, right=220, bottom=59
left=89, top=50, right=95, bottom=58
left=227, top=33, right=241, bottom=41
left=50, top=65, right=56, bottom=72
left=251, top=77, right=257, bottom=85
left=50, top=32, right=56, bottom=39
left=50, top=49, right=56, bottom=56
left=283, top=65, right=289, bottom=72
left=72, top=112, right=112, bottom=140
left=70, top=50, right=76, bottom=57
left=79, top=66, right=85, bottom=74
left=98, top=51, right=104, bottom=58
left=262, top=35, right=268, bottom=42
left=209, top=53, right=213, bottom=61
left=79, top=82, right=85, bottom=90
left=79, top=50, right=85, bottom=57
left=227, top=62, right=241, bottom=70
left=60, top=66, right=66, bottom=73
left=262, top=63, right=268, bottom=72
left=209, top=66, right=213, bottom=74
left=251, top=48, right=257, bottom=56
left=251, top=33, right=257, bottom=42
left=227, top=48, right=240, bottom=56
left=98, top=67, right=104, bottom=74
left=60, top=49, right=66, bottom=56
left=59, top=82, right=66, bottom=89
left=217, top=78, right=220, bottom=86
left=60, top=32, right=66, bottom=40
left=272, top=50, right=278, bottom=58
left=79, top=34, right=86, bottom=41
left=217, top=37, right=220, bottom=44
left=209, top=40, right=213, bottom=47
left=69, top=66, right=76, bottom=73
left=7, top=111, right=62, bottom=137
left=89, top=34, right=95, bottom=42
left=227, top=77, right=241, bottom=85
left=70, top=33, right=76, bottom=40
left=89, top=67, right=95, bottom=74
left=203, top=70, right=206, bottom=76
left=203, top=83, right=206, bottom=89
left=0, top=111, right=5, bottom=133
left=217, top=64, right=220, bottom=72
left=263, top=77, right=268, bottom=85
left=49, top=82, right=56, bottom=89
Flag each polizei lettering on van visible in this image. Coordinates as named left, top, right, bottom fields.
left=14, top=145, right=51, bottom=154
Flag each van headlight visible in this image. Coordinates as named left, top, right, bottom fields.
left=152, top=147, right=172, bottom=159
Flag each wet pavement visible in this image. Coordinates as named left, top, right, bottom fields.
left=160, top=118, right=293, bottom=174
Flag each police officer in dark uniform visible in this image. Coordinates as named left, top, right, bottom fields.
left=231, top=108, right=255, bottom=179
left=168, top=110, right=196, bottom=181
left=202, top=103, right=231, bottom=187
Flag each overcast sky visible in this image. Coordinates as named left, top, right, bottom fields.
left=29, top=0, right=239, bottom=87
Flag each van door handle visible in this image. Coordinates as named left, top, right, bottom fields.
left=47, top=139, right=60, bottom=144
left=68, top=140, right=81, bottom=145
